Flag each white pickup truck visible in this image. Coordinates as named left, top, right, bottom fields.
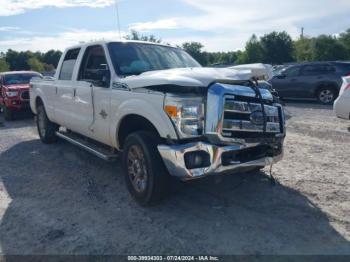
left=30, top=40, right=285, bottom=205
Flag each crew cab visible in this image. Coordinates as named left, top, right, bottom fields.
left=30, top=41, right=286, bottom=205
left=0, top=71, right=42, bottom=120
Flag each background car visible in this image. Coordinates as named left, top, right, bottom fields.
left=0, top=71, right=42, bottom=120
left=269, top=62, right=350, bottom=104
left=334, top=76, right=350, bottom=120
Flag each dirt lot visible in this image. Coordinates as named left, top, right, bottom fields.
left=0, top=102, right=349, bottom=255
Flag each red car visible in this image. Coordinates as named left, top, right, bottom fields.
left=0, top=71, right=42, bottom=120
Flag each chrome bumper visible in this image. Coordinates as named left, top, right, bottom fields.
left=158, top=142, right=283, bottom=180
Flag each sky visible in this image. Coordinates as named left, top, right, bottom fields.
left=0, top=0, right=350, bottom=53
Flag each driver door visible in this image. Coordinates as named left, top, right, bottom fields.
left=75, top=45, right=112, bottom=144
left=273, top=66, right=302, bottom=98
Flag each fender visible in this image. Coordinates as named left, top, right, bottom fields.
left=110, top=97, right=178, bottom=149
left=30, top=87, right=55, bottom=122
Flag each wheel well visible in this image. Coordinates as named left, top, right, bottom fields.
left=117, top=114, right=161, bottom=149
left=315, top=83, right=339, bottom=97
left=35, top=96, right=44, bottom=109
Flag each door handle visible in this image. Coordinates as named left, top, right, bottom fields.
left=290, top=79, right=297, bottom=82
left=73, top=88, right=76, bottom=97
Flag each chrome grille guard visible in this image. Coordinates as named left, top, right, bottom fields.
left=205, top=82, right=285, bottom=144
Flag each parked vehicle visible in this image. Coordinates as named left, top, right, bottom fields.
left=334, top=76, right=350, bottom=120
left=269, top=62, right=350, bottom=104
left=0, top=71, right=42, bottom=120
left=30, top=41, right=286, bottom=205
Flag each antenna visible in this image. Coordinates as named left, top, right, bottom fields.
left=301, top=27, right=304, bottom=38
left=115, top=0, right=122, bottom=40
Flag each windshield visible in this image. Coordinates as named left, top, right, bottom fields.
left=3, top=73, right=42, bottom=85
left=108, top=42, right=201, bottom=76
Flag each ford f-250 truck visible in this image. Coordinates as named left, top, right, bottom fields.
left=30, top=41, right=285, bottom=205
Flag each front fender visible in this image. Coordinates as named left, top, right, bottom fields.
left=110, top=95, right=178, bottom=149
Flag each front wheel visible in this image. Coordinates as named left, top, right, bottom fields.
left=317, top=87, right=336, bottom=105
left=122, top=131, right=169, bottom=206
left=36, top=104, right=59, bottom=144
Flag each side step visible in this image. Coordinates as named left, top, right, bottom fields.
left=56, top=131, right=119, bottom=162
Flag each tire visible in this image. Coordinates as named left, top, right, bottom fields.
left=4, top=105, right=14, bottom=121
left=122, top=131, right=169, bottom=206
left=36, top=104, right=59, bottom=144
left=317, top=87, right=336, bottom=105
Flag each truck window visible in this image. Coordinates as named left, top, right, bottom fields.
left=108, top=42, right=200, bottom=76
left=78, top=45, right=109, bottom=86
left=59, top=48, right=80, bottom=80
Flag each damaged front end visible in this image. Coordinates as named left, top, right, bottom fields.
left=158, top=80, right=286, bottom=180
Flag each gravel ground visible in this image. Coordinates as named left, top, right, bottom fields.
left=0, top=102, right=349, bottom=255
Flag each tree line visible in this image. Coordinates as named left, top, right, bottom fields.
left=0, top=50, right=62, bottom=73
left=183, top=29, right=350, bottom=66
left=1, top=28, right=349, bottom=73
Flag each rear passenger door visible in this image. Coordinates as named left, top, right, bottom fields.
left=54, top=48, right=81, bottom=127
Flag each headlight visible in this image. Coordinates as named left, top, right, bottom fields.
left=164, top=96, right=204, bottom=138
left=5, top=90, right=19, bottom=97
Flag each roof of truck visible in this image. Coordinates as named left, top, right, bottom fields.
left=65, top=40, right=177, bottom=51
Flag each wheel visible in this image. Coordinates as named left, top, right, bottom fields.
left=4, top=105, right=14, bottom=121
left=317, top=87, right=336, bottom=105
left=122, top=131, right=169, bottom=206
left=36, top=104, right=59, bottom=144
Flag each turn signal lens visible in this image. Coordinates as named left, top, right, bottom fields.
left=164, top=105, right=178, bottom=118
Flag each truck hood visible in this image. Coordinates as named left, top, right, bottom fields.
left=117, top=67, right=253, bottom=90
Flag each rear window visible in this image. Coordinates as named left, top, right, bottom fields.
left=59, top=48, right=80, bottom=80
left=301, top=64, right=335, bottom=76
left=3, top=73, right=42, bottom=85
left=334, top=63, right=350, bottom=75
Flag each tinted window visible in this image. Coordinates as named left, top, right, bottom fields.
left=284, top=66, right=300, bottom=77
left=334, top=63, right=350, bottom=75
left=302, top=64, right=335, bottom=76
left=79, top=45, right=109, bottom=86
left=3, top=73, right=42, bottom=85
left=108, top=42, right=201, bottom=76
left=59, top=48, right=80, bottom=80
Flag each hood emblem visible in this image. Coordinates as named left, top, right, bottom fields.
left=250, top=111, right=264, bottom=125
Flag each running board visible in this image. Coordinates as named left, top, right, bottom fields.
left=56, top=131, right=119, bottom=161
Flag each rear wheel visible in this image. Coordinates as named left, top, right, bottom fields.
left=122, top=131, right=169, bottom=206
left=36, top=104, right=59, bottom=144
left=4, top=105, right=14, bottom=121
left=317, top=87, right=336, bottom=105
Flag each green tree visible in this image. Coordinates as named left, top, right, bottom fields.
left=312, top=35, right=348, bottom=61
left=236, top=34, right=263, bottom=64
left=339, top=28, right=350, bottom=58
left=294, top=37, right=313, bottom=62
left=182, top=42, right=207, bottom=65
left=43, top=50, right=62, bottom=68
left=0, top=59, right=10, bottom=72
left=125, top=30, right=161, bottom=43
left=27, top=57, right=44, bottom=72
left=260, top=31, right=294, bottom=64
